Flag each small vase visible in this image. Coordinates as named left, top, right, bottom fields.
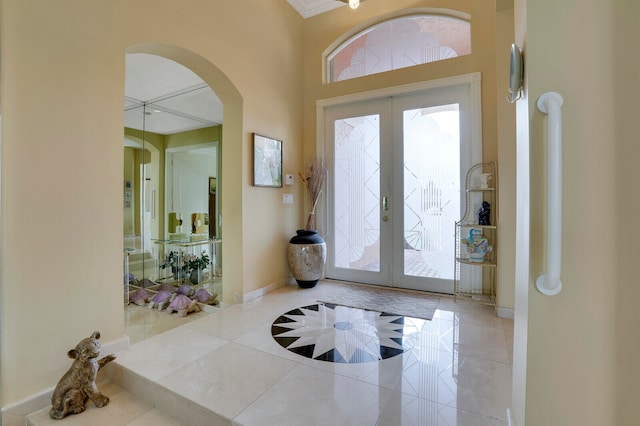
left=172, top=267, right=187, bottom=281
left=288, top=229, right=326, bottom=288
left=189, top=269, right=204, bottom=284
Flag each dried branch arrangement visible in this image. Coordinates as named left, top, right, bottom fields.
left=298, top=156, right=327, bottom=230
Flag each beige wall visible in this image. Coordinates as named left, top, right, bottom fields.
left=513, top=0, right=640, bottom=424
left=123, top=147, right=136, bottom=236
left=125, top=129, right=164, bottom=237
left=0, top=0, right=303, bottom=407
left=613, top=0, right=640, bottom=422
left=165, top=126, right=220, bottom=150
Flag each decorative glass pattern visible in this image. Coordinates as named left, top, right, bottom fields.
left=334, top=115, right=380, bottom=271
left=403, top=104, right=460, bottom=279
left=328, top=14, right=471, bottom=83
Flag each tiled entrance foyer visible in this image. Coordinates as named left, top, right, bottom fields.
left=28, top=280, right=512, bottom=425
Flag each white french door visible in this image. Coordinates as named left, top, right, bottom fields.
left=322, top=76, right=481, bottom=293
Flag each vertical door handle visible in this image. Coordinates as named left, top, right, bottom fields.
left=382, top=196, right=389, bottom=221
left=151, top=189, right=157, bottom=219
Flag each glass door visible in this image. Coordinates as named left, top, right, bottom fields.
left=326, top=99, right=392, bottom=286
left=324, top=83, right=479, bottom=294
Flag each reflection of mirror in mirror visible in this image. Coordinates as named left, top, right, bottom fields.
left=123, top=53, right=224, bottom=344
left=166, top=144, right=218, bottom=240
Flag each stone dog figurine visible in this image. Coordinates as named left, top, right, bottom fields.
left=49, top=331, right=116, bottom=420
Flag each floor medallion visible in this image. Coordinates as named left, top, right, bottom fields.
left=271, top=303, right=417, bottom=363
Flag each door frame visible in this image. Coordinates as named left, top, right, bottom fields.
left=316, top=72, right=483, bottom=289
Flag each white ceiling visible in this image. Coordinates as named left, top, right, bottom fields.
left=123, top=1, right=353, bottom=136
left=124, top=53, right=222, bottom=136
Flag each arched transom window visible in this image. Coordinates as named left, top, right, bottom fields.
left=327, top=13, right=471, bottom=82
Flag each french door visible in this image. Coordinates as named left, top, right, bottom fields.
left=322, top=77, right=481, bottom=293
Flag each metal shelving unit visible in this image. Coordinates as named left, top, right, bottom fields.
left=454, top=161, right=498, bottom=305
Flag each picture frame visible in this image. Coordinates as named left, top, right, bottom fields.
left=252, top=133, right=282, bottom=187
left=209, top=177, right=217, bottom=194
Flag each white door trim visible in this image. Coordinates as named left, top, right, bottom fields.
left=316, top=73, right=483, bottom=291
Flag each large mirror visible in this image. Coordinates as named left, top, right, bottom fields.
left=123, top=53, right=224, bottom=343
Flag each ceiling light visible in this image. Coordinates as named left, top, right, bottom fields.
left=339, top=0, right=363, bottom=10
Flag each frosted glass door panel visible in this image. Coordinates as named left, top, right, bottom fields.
left=323, top=77, right=481, bottom=293
left=402, top=105, right=460, bottom=280
left=334, top=115, right=381, bottom=272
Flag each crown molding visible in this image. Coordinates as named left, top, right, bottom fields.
left=287, top=0, right=343, bottom=19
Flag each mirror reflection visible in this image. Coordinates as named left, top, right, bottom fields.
left=123, top=53, right=224, bottom=343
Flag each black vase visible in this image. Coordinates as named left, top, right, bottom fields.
left=287, top=230, right=327, bottom=288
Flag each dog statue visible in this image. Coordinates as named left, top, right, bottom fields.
left=49, top=331, right=116, bottom=420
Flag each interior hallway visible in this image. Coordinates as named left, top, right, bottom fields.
left=28, top=280, right=512, bottom=425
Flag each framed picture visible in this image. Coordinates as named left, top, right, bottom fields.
left=252, top=133, right=282, bottom=187
left=209, top=177, right=217, bottom=194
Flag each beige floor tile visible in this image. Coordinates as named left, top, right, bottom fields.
left=378, top=393, right=508, bottom=426
left=127, top=408, right=184, bottom=425
left=115, top=327, right=228, bottom=381
left=233, top=363, right=394, bottom=426
left=106, top=280, right=513, bottom=425
left=157, top=342, right=299, bottom=420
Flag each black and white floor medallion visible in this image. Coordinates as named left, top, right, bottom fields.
left=271, top=303, right=415, bottom=363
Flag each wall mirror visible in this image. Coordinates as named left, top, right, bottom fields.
left=123, top=53, right=224, bottom=343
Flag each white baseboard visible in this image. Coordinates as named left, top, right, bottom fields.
left=1, top=335, right=129, bottom=426
left=242, top=278, right=294, bottom=303
left=497, top=306, right=515, bottom=319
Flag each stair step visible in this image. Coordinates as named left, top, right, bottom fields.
left=26, top=362, right=231, bottom=426
left=25, top=380, right=183, bottom=426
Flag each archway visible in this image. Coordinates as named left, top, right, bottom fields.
left=125, top=44, right=244, bottom=313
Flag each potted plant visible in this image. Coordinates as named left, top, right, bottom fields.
left=160, top=251, right=186, bottom=280
left=298, top=156, right=326, bottom=231
left=160, top=250, right=210, bottom=283
left=186, top=251, right=210, bottom=284
left=288, top=156, right=327, bottom=288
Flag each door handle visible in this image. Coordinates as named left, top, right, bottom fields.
left=382, top=196, right=389, bottom=212
left=382, top=196, right=389, bottom=221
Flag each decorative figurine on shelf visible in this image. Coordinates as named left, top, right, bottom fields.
left=49, top=331, right=116, bottom=420
left=461, top=228, right=493, bottom=263
left=478, top=201, right=491, bottom=225
left=478, top=173, right=493, bottom=189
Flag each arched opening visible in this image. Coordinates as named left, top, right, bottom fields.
left=325, top=12, right=471, bottom=83
left=123, top=44, right=244, bottom=342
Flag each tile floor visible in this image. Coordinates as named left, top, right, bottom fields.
left=31, top=280, right=513, bottom=425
